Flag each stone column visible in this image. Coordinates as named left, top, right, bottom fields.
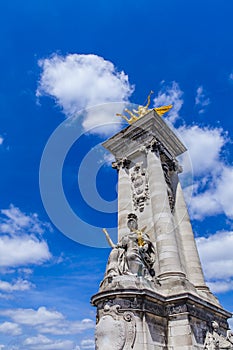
left=147, top=148, right=185, bottom=279
left=174, top=181, right=208, bottom=289
left=116, top=160, right=133, bottom=241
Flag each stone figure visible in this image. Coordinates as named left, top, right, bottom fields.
left=102, top=213, right=156, bottom=282
left=204, top=321, right=233, bottom=350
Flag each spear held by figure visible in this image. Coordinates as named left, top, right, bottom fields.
left=102, top=228, right=116, bottom=248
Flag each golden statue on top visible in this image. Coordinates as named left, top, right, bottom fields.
left=116, top=91, right=172, bottom=125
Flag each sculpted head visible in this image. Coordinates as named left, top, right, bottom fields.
left=212, top=321, right=219, bottom=331
left=127, top=213, right=138, bottom=232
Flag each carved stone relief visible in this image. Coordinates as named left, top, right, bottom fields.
left=112, top=157, right=131, bottom=170
left=95, top=304, right=136, bottom=350
left=130, top=162, right=149, bottom=212
left=161, top=161, right=175, bottom=212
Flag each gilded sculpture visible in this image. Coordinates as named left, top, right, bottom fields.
left=116, top=90, right=173, bottom=124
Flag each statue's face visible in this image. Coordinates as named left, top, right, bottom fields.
left=127, top=219, right=138, bottom=231
left=212, top=321, right=219, bottom=331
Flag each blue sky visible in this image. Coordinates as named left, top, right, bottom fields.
left=0, top=0, right=233, bottom=348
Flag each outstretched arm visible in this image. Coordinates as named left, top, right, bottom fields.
left=145, top=90, right=154, bottom=108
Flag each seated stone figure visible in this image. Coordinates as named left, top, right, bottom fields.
left=102, top=213, right=156, bottom=283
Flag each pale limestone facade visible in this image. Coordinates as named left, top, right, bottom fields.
left=91, top=110, right=232, bottom=349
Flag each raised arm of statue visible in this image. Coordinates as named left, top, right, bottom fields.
left=145, top=90, right=154, bottom=109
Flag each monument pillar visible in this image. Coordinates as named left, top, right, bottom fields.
left=146, top=148, right=184, bottom=279
left=174, top=181, right=208, bottom=290
left=113, top=159, right=133, bottom=241
left=91, top=108, right=232, bottom=349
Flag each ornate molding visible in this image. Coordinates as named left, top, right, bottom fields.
left=112, top=158, right=131, bottom=170
left=161, top=161, right=175, bottom=213
left=130, top=162, right=149, bottom=212
left=96, top=303, right=137, bottom=350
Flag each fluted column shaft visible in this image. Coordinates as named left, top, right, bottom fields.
left=118, top=165, right=133, bottom=241
left=147, top=150, right=185, bottom=278
left=175, top=181, right=207, bottom=289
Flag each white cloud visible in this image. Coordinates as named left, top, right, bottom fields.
left=176, top=124, right=233, bottom=220
left=37, top=54, right=134, bottom=134
left=1, top=307, right=64, bottom=327
left=186, top=165, right=233, bottom=220
left=23, top=334, right=78, bottom=350
left=0, top=321, right=21, bottom=336
left=207, top=281, right=233, bottom=294
left=187, top=191, right=221, bottom=220
left=0, top=205, right=52, bottom=268
left=178, top=125, right=226, bottom=176
left=0, top=204, right=51, bottom=236
left=38, top=318, right=95, bottom=336
left=197, top=231, right=233, bottom=293
left=195, top=86, right=210, bottom=113
left=0, top=279, right=33, bottom=292
left=0, top=136, right=3, bottom=145
left=153, top=81, right=183, bottom=123
left=81, top=339, right=95, bottom=349
left=214, top=166, right=233, bottom=218
left=24, top=334, right=53, bottom=345
left=0, top=235, right=51, bottom=268
left=0, top=306, right=95, bottom=336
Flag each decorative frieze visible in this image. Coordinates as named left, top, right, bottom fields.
left=112, top=157, right=131, bottom=170
left=130, top=163, right=149, bottom=212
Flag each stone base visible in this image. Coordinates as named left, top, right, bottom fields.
left=92, top=278, right=231, bottom=350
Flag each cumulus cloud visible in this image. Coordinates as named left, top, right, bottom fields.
left=0, top=279, right=33, bottom=292
left=0, top=205, right=52, bottom=268
left=37, top=54, right=134, bottom=134
left=0, top=307, right=64, bottom=327
left=197, top=231, right=233, bottom=293
left=23, top=334, right=78, bottom=350
left=0, top=204, right=51, bottom=235
left=0, top=306, right=93, bottom=350
left=0, top=136, right=3, bottom=145
left=0, top=306, right=95, bottom=336
left=0, top=322, right=22, bottom=336
left=176, top=124, right=233, bottom=220
left=187, top=166, right=233, bottom=220
left=195, top=86, right=210, bottom=113
left=38, top=318, right=95, bottom=336
left=0, top=236, right=51, bottom=268
left=153, top=81, right=183, bottom=123
left=178, top=125, right=226, bottom=176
